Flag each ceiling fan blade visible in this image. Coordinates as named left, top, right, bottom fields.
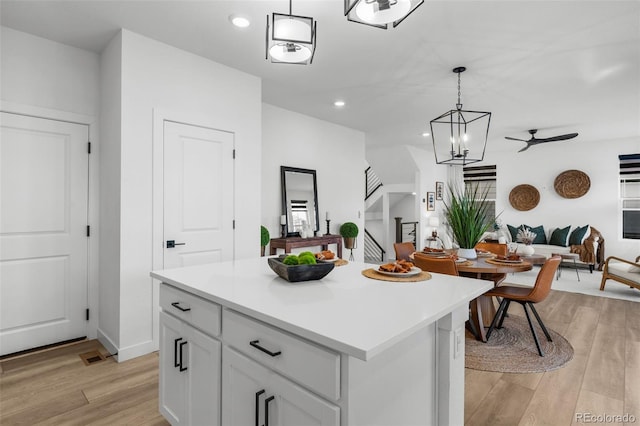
left=536, top=133, right=579, bottom=143
left=505, top=136, right=528, bottom=142
left=517, top=144, right=530, bottom=153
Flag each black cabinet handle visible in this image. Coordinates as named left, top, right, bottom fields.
left=265, top=395, right=275, bottom=426
left=249, top=340, right=281, bottom=357
left=173, top=338, right=182, bottom=368
left=171, top=302, right=191, bottom=312
left=179, top=340, right=188, bottom=372
left=255, top=390, right=265, bottom=426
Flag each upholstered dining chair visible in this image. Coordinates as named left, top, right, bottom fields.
left=393, top=242, right=416, bottom=262
left=412, top=253, right=458, bottom=276
left=474, top=242, right=509, bottom=286
left=484, top=256, right=561, bottom=356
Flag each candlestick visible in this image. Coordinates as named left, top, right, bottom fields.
left=280, top=215, right=286, bottom=225
left=325, top=211, right=330, bottom=220
left=324, top=219, right=331, bottom=235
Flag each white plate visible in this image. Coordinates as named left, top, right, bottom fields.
left=319, top=258, right=340, bottom=262
left=377, top=266, right=422, bottom=277
left=455, top=258, right=467, bottom=263
left=421, top=251, right=449, bottom=257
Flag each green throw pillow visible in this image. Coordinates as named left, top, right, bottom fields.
left=507, top=224, right=520, bottom=242
left=549, top=226, right=571, bottom=247
left=569, top=225, right=590, bottom=246
left=522, top=224, right=547, bottom=244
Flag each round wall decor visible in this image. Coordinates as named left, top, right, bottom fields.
left=554, top=170, right=590, bottom=199
left=509, top=184, right=540, bottom=211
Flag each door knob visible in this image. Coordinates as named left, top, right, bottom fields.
left=166, top=240, right=186, bottom=248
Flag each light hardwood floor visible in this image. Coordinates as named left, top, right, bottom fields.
left=1, top=289, right=638, bottom=425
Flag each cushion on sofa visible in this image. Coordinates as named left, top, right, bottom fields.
left=608, top=260, right=640, bottom=278
left=569, top=224, right=590, bottom=245
left=507, top=224, right=519, bottom=242
left=549, top=226, right=571, bottom=247
left=523, top=224, right=547, bottom=244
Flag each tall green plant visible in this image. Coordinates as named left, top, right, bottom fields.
left=442, top=183, right=495, bottom=249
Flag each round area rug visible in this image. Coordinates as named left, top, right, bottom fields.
left=466, top=315, right=574, bottom=373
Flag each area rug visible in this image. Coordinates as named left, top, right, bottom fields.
left=466, top=315, right=574, bottom=373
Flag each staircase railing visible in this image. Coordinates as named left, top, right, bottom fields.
left=365, top=167, right=383, bottom=200
left=364, top=229, right=385, bottom=263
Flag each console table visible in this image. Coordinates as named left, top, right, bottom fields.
left=269, top=235, right=343, bottom=259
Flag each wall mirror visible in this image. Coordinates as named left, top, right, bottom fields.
left=281, top=166, right=319, bottom=237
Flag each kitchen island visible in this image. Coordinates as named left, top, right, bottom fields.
left=151, top=257, right=492, bottom=426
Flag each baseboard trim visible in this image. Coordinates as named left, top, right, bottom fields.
left=96, top=328, right=119, bottom=361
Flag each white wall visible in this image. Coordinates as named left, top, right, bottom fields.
left=101, top=30, right=262, bottom=360
left=261, top=104, right=366, bottom=261
left=482, top=136, right=640, bottom=261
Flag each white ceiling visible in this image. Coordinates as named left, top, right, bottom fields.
left=2, top=1, right=639, bottom=159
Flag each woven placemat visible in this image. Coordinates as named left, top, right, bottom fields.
left=456, top=260, right=474, bottom=267
left=509, top=184, right=540, bottom=211
left=485, top=258, right=525, bottom=266
left=334, top=259, right=348, bottom=266
left=361, top=268, right=432, bottom=282
left=554, top=169, right=590, bottom=199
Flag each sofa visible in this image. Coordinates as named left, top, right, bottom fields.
left=483, top=224, right=605, bottom=272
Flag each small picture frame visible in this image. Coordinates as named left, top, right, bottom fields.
left=435, top=181, right=444, bottom=200
left=427, top=192, right=436, bottom=211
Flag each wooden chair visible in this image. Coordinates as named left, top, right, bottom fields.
left=474, top=242, right=509, bottom=286
left=484, top=256, right=561, bottom=356
left=412, top=253, right=458, bottom=275
left=393, top=242, right=416, bottom=261
left=600, top=255, right=640, bottom=291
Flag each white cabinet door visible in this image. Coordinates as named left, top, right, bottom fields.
left=222, top=347, right=339, bottom=426
left=160, top=311, right=221, bottom=426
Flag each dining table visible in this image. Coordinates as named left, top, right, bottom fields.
left=455, top=256, right=533, bottom=342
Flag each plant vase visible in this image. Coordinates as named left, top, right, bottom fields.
left=520, top=244, right=535, bottom=256
left=458, top=247, right=477, bottom=260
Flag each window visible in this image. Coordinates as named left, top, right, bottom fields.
left=463, top=165, right=496, bottom=223
left=620, top=154, right=640, bottom=239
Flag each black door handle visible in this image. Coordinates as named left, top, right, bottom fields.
left=173, top=338, right=182, bottom=368
left=255, top=390, right=265, bottom=426
left=179, top=340, right=188, bottom=372
left=166, top=240, right=186, bottom=248
left=265, top=395, right=275, bottom=426
left=250, top=340, right=282, bottom=357
left=171, top=302, right=191, bottom=312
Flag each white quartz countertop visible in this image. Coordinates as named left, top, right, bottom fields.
left=151, top=257, right=493, bottom=361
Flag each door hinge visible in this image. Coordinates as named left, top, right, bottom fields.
left=232, top=149, right=236, bottom=159
left=233, top=220, right=236, bottom=229
left=86, top=225, right=90, bottom=237
left=87, top=141, right=91, bottom=154
left=86, top=308, right=90, bottom=321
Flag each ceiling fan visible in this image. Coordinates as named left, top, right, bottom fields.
left=505, top=129, right=579, bottom=152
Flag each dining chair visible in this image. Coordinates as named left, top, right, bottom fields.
left=474, top=241, right=509, bottom=286
left=393, top=242, right=416, bottom=262
left=484, top=256, right=562, bottom=356
left=412, top=253, right=458, bottom=275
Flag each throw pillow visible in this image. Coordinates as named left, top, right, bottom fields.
left=569, top=224, right=590, bottom=246
left=507, top=224, right=520, bottom=242
left=522, top=224, right=547, bottom=244
left=549, top=226, right=571, bottom=247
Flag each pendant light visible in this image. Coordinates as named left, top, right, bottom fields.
left=430, top=67, right=492, bottom=166
left=266, top=0, right=317, bottom=64
left=344, top=0, right=423, bottom=29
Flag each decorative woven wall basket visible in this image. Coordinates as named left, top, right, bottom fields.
left=554, top=170, right=590, bottom=199
left=509, top=184, right=540, bottom=211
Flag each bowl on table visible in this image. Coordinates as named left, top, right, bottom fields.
left=267, top=256, right=335, bottom=282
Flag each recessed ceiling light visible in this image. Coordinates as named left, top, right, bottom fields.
left=229, top=14, right=250, bottom=28
left=334, top=100, right=345, bottom=107
left=422, top=132, right=430, bottom=137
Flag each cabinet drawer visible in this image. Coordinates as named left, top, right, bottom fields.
left=223, top=309, right=340, bottom=401
left=160, top=283, right=221, bottom=337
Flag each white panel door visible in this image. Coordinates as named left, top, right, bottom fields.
left=0, top=112, right=88, bottom=355
left=163, top=121, right=234, bottom=268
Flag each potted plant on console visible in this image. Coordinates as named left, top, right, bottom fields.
left=340, top=222, right=359, bottom=261
left=442, top=184, right=494, bottom=260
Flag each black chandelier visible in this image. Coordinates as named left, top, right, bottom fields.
left=430, top=67, right=491, bottom=166
left=266, top=0, right=317, bottom=65
left=344, top=0, right=423, bottom=29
